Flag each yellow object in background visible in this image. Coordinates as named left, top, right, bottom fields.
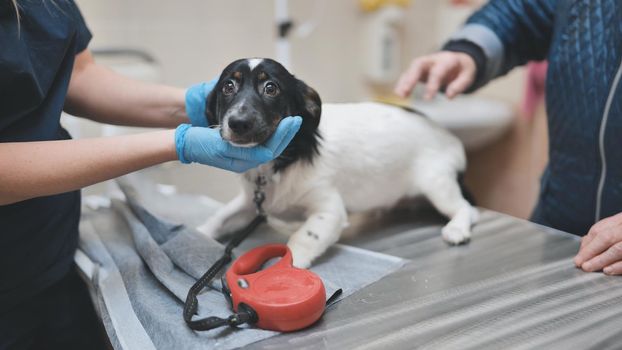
left=360, top=0, right=411, bottom=12
left=373, top=93, right=412, bottom=108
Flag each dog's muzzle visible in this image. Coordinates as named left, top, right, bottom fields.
left=221, top=113, right=272, bottom=147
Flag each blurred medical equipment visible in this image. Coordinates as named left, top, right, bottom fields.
left=360, top=0, right=411, bottom=84
left=273, top=0, right=326, bottom=70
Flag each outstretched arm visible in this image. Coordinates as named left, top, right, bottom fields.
left=396, top=0, right=558, bottom=98
left=451, top=0, right=558, bottom=87
left=0, top=130, right=176, bottom=205
left=64, top=50, right=189, bottom=128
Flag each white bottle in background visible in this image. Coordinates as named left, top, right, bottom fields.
left=364, top=5, right=404, bottom=85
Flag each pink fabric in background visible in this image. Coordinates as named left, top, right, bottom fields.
left=523, top=61, right=548, bottom=120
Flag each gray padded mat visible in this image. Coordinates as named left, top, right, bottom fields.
left=77, top=175, right=405, bottom=350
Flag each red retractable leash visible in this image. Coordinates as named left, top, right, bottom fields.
left=223, top=243, right=332, bottom=331
left=183, top=175, right=342, bottom=332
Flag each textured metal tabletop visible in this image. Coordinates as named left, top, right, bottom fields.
left=249, top=207, right=622, bottom=350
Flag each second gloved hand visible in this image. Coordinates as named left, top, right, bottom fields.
left=175, top=116, right=302, bottom=173
left=185, top=79, right=217, bottom=127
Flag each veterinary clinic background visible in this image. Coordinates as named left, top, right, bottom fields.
left=2, top=0, right=622, bottom=349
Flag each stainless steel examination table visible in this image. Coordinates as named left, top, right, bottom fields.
left=249, top=207, right=622, bottom=349
left=81, top=167, right=622, bottom=350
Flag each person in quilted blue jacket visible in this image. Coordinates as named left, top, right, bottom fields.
left=396, top=0, right=622, bottom=275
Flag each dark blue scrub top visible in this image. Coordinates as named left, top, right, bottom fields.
left=0, top=0, right=91, bottom=312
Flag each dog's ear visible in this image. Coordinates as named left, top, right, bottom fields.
left=294, top=78, right=322, bottom=129
left=205, top=84, right=219, bottom=126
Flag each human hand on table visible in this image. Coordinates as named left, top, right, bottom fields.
left=394, top=51, right=476, bottom=100
left=574, top=212, right=622, bottom=275
left=174, top=116, right=302, bottom=173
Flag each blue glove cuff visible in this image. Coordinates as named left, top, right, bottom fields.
left=175, top=124, right=192, bottom=164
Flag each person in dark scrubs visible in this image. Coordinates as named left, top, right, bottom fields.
left=0, top=1, right=301, bottom=348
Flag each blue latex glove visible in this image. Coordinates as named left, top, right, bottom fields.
left=175, top=116, right=303, bottom=173
left=185, top=79, right=218, bottom=127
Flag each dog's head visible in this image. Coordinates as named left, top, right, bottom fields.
left=205, top=58, right=322, bottom=170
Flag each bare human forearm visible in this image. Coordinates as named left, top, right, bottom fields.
left=64, top=50, right=189, bottom=128
left=0, top=130, right=177, bottom=205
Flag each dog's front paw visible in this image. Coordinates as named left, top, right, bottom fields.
left=287, top=241, right=316, bottom=269
left=441, top=224, right=471, bottom=245
left=196, top=219, right=224, bottom=240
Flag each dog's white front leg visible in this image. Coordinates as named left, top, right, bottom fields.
left=287, top=191, right=347, bottom=268
left=197, top=191, right=256, bottom=240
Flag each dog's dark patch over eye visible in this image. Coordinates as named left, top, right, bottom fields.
left=233, top=71, right=242, bottom=79
left=258, top=72, right=267, bottom=81
left=223, top=81, right=235, bottom=95
left=264, top=82, right=279, bottom=97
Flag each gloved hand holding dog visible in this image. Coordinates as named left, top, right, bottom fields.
left=181, top=80, right=302, bottom=172
left=174, top=116, right=302, bottom=173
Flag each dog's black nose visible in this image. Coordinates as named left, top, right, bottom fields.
left=228, top=116, right=254, bottom=134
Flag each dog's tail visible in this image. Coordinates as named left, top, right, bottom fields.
left=395, top=104, right=429, bottom=118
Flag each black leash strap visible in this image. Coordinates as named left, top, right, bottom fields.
left=183, top=175, right=268, bottom=331
left=183, top=214, right=265, bottom=331
left=325, top=289, right=343, bottom=309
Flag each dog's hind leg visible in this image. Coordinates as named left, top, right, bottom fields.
left=414, top=165, right=478, bottom=245
left=196, top=191, right=256, bottom=240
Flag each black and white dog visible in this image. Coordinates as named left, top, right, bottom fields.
left=198, top=58, right=478, bottom=268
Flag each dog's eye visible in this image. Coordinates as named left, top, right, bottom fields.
left=222, top=81, right=235, bottom=95
left=264, top=82, right=279, bottom=97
